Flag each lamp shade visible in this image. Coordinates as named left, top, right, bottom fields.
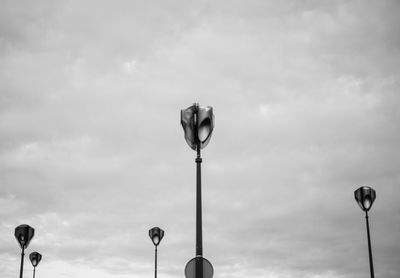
left=354, top=186, right=376, bottom=212
left=14, top=224, right=35, bottom=249
left=29, top=252, right=42, bottom=267
left=149, top=227, right=164, bottom=246
left=181, top=103, right=214, bottom=150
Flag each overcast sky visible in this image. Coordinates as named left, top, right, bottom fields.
left=1, top=1, right=399, bottom=277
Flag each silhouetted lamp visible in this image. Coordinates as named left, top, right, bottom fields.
left=181, top=103, right=214, bottom=151
left=15, top=224, right=35, bottom=278
left=355, top=186, right=376, bottom=212
left=181, top=103, right=215, bottom=278
left=29, top=252, right=42, bottom=278
left=149, top=227, right=164, bottom=278
left=354, top=186, right=376, bottom=278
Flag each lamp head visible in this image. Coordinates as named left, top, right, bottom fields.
left=149, top=227, right=164, bottom=246
left=29, top=252, right=42, bottom=267
left=354, top=186, right=376, bottom=212
left=14, top=224, right=35, bottom=249
left=181, top=103, right=214, bottom=150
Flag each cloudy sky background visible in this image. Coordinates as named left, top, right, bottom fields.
left=1, top=0, right=399, bottom=277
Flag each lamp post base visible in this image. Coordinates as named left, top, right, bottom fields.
left=185, top=256, right=213, bottom=278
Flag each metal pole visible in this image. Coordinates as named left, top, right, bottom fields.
left=365, top=211, right=375, bottom=278
left=19, top=246, right=25, bottom=278
left=154, top=245, right=158, bottom=278
left=196, top=146, right=203, bottom=257
left=195, top=145, right=203, bottom=278
left=33, top=267, right=36, bottom=278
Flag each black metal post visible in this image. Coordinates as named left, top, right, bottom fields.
left=195, top=145, right=203, bottom=278
left=154, top=245, right=158, bottom=278
left=196, top=146, right=203, bottom=257
left=365, top=211, right=375, bottom=278
left=19, top=246, right=25, bottom=278
left=33, top=267, right=36, bottom=278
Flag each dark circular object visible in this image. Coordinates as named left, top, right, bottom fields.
left=185, top=256, right=213, bottom=278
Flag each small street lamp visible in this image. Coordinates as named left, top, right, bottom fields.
left=354, top=186, right=376, bottom=278
left=29, top=252, right=42, bottom=278
left=15, top=224, right=35, bottom=278
left=181, top=103, right=214, bottom=278
left=149, top=227, right=164, bottom=278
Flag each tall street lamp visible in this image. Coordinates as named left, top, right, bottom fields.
left=15, top=224, right=35, bottom=278
left=149, top=227, right=164, bottom=278
left=29, top=252, right=42, bottom=278
left=181, top=103, right=214, bottom=278
left=354, top=186, right=376, bottom=278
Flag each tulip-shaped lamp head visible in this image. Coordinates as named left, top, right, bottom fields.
left=29, top=252, right=42, bottom=268
left=149, top=227, right=164, bottom=247
left=354, top=186, right=376, bottom=212
left=15, top=224, right=35, bottom=250
left=181, top=103, right=214, bottom=150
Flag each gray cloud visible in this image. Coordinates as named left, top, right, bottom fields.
left=1, top=1, right=400, bottom=278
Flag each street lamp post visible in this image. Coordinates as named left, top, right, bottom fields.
left=149, top=227, right=164, bottom=278
left=29, top=252, right=42, bottom=278
left=181, top=103, right=214, bottom=278
left=354, top=186, right=376, bottom=278
left=15, top=224, right=35, bottom=278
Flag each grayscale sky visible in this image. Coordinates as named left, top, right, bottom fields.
left=1, top=1, right=399, bottom=277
